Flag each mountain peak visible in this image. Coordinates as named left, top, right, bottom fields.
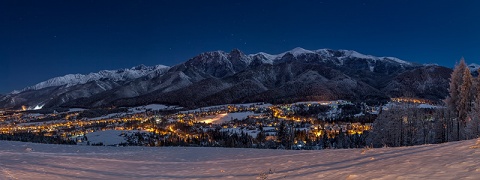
left=229, top=48, right=243, bottom=54
left=131, top=64, right=148, bottom=70
left=339, top=50, right=377, bottom=59
left=228, top=48, right=246, bottom=59
left=291, top=47, right=307, bottom=51
left=468, top=63, right=480, bottom=72
left=285, top=47, right=314, bottom=56
left=154, top=64, right=170, bottom=69
left=203, top=50, right=226, bottom=56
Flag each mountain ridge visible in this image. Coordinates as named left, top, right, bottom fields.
left=11, top=64, right=170, bottom=95
left=2, top=47, right=452, bottom=110
left=9, top=47, right=419, bottom=95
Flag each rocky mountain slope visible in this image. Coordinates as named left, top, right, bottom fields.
left=1, top=48, right=453, bottom=109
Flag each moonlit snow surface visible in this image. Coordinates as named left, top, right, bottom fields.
left=0, top=139, right=479, bottom=179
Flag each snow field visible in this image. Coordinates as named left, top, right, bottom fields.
left=0, top=139, right=479, bottom=179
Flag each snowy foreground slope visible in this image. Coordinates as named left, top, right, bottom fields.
left=1, top=140, right=480, bottom=180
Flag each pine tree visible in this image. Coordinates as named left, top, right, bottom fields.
left=277, top=121, right=288, bottom=148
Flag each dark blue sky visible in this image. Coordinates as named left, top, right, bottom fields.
left=1, top=0, right=480, bottom=93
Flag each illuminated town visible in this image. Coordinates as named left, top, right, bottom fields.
left=0, top=98, right=434, bottom=149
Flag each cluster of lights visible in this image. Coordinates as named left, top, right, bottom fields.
left=1, top=102, right=375, bottom=145
left=391, top=97, right=431, bottom=104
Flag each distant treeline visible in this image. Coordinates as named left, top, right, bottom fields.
left=0, top=133, right=76, bottom=145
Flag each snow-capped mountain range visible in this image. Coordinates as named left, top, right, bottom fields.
left=12, top=65, right=170, bottom=94
left=1, top=47, right=454, bottom=110
left=253, top=47, right=412, bottom=67
left=11, top=47, right=413, bottom=95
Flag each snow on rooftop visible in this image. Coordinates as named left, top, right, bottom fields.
left=0, top=139, right=479, bottom=179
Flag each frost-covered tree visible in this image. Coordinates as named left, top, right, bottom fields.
left=459, top=67, right=474, bottom=119
left=458, top=67, right=474, bottom=139
left=446, top=58, right=469, bottom=140
left=368, top=105, right=436, bottom=147
left=434, top=107, right=456, bottom=142
left=369, top=104, right=403, bottom=147
left=467, top=69, right=480, bottom=138
left=447, top=58, right=467, bottom=110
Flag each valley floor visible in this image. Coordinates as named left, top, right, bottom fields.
left=0, top=139, right=479, bottom=179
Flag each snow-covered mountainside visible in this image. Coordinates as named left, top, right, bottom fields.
left=0, top=139, right=479, bottom=179
left=14, top=65, right=170, bottom=94
left=244, top=47, right=415, bottom=71
left=1, top=47, right=452, bottom=109
left=248, top=47, right=413, bottom=67
left=469, top=63, right=480, bottom=72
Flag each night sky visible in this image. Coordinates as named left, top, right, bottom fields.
left=1, top=0, right=480, bottom=94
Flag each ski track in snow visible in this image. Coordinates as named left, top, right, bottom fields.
left=0, top=139, right=479, bottom=179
